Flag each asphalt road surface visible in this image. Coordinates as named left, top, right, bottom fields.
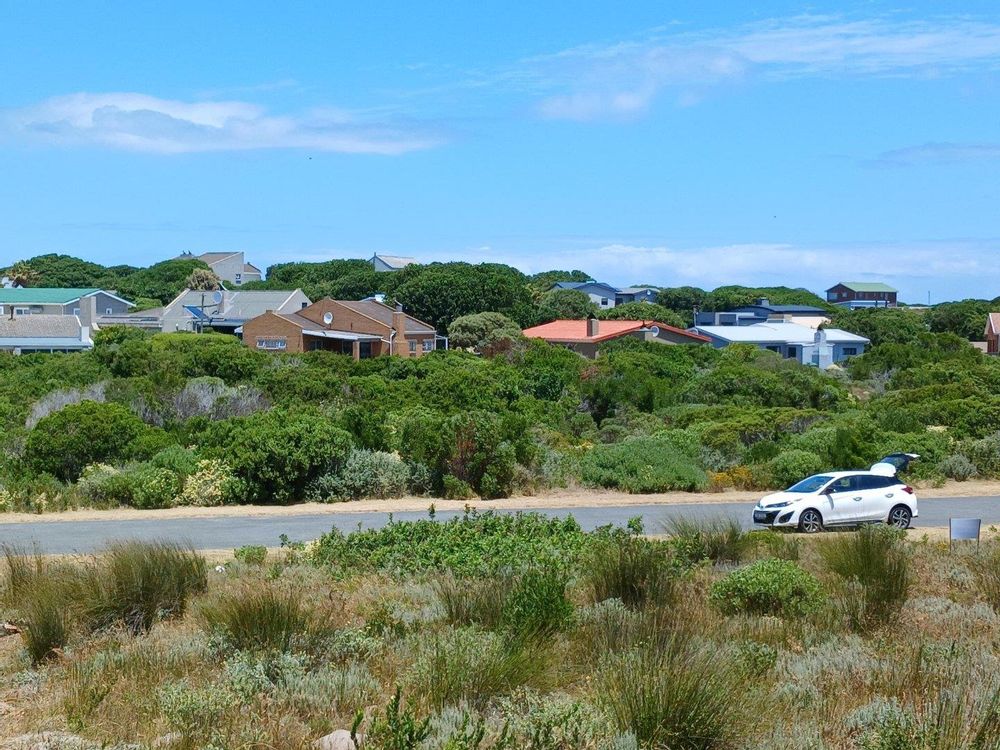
left=1, top=497, right=997, bottom=554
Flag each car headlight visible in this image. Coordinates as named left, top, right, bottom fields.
left=767, top=501, right=791, bottom=508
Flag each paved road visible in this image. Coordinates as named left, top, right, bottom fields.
left=1, top=497, right=997, bottom=554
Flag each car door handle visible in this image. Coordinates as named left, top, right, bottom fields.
left=886, top=493, right=894, bottom=498
left=853, top=496, right=863, bottom=501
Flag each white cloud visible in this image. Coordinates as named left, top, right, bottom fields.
left=869, top=141, right=1000, bottom=167
left=4, top=92, right=443, bottom=155
left=529, top=15, right=1000, bottom=120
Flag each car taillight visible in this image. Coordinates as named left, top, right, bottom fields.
left=902, top=486, right=914, bottom=494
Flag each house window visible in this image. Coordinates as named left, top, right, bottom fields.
left=843, top=347, right=858, bottom=356
left=256, top=337, right=287, bottom=350
left=422, top=339, right=434, bottom=353
left=765, top=345, right=781, bottom=353
left=235, top=273, right=242, bottom=284
left=105, top=307, right=113, bottom=315
left=13, top=307, right=29, bottom=316
left=409, top=340, right=417, bottom=354
left=600, top=297, right=609, bottom=306
left=72, top=307, right=80, bottom=315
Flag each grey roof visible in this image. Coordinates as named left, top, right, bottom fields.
left=196, top=251, right=242, bottom=264
left=371, top=254, right=417, bottom=269
left=619, top=286, right=659, bottom=294
left=0, top=315, right=85, bottom=339
left=829, top=281, right=897, bottom=293
left=551, top=280, right=620, bottom=294
left=171, top=289, right=305, bottom=321
left=336, top=300, right=435, bottom=333
left=692, top=322, right=868, bottom=345
left=741, top=303, right=827, bottom=314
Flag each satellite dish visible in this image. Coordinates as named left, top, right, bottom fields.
left=323, top=312, right=333, bottom=325
left=649, top=325, right=660, bottom=336
left=211, top=291, right=224, bottom=304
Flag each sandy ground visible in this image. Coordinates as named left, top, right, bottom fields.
left=3, top=479, right=1000, bottom=526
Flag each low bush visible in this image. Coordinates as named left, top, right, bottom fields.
left=766, top=449, right=825, bottom=488
left=310, top=510, right=590, bottom=575
left=80, top=541, right=207, bottom=634
left=310, top=449, right=410, bottom=501
left=199, top=585, right=316, bottom=653
left=595, top=639, right=745, bottom=749
left=21, top=579, right=72, bottom=665
left=582, top=534, right=677, bottom=609
left=710, top=558, right=824, bottom=618
left=821, top=525, right=911, bottom=630
left=580, top=436, right=708, bottom=493
left=174, top=459, right=236, bottom=507
left=668, top=517, right=750, bottom=566
left=233, top=545, right=267, bottom=565
left=939, top=454, right=978, bottom=481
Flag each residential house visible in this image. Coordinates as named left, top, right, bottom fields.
left=0, top=313, right=93, bottom=354
left=826, top=281, right=897, bottom=308
left=549, top=281, right=622, bottom=309
left=158, top=288, right=311, bottom=333
left=694, top=297, right=830, bottom=328
left=242, top=297, right=440, bottom=359
left=0, top=288, right=133, bottom=317
left=176, top=251, right=263, bottom=286
left=370, top=254, right=418, bottom=272
left=691, top=321, right=869, bottom=369
left=985, top=313, right=1000, bottom=355
left=522, top=318, right=710, bottom=358
left=616, top=286, right=660, bottom=304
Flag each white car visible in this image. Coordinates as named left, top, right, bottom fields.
left=753, top=454, right=919, bottom=533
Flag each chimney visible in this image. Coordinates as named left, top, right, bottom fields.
left=79, top=294, right=98, bottom=329
left=392, top=302, right=409, bottom=357
left=756, top=297, right=770, bottom=307
left=587, top=316, right=599, bottom=337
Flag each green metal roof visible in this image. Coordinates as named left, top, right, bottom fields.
left=0, top=288, right=100, bottom=304
left=833, top=281, right=897, bottom=293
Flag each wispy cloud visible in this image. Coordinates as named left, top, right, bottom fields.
left=869, top=141, right=1000, bottom=167
left=527, top=15, right=1000, bottom=120
left=3, top=92, right=444, bottom=155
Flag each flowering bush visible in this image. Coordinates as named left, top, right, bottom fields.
left=176, top=459, right=236, bottom=507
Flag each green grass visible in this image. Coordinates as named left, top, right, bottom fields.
left=582, top=534, right=677, bottom=609
left=821, top=525, right=911, bottom=630
left=80, top=541, right=207, bottom=634
left=667, top=517, right=750, bottom=566
left=199, top=585, right=317, bottom=653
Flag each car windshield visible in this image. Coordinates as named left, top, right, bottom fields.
left=787, top=475, right=833, bottom=493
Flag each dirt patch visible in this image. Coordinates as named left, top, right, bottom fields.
left=2, top=479, right=998, bottom=526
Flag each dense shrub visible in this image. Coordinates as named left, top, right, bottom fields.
left=583, top=534, right=677, bottom=609
left=199, top=409, right=353, bottom=504
left=501, top=566, right=574, bottom=637
left=939, top=454, right=978, bottom=481
left=580, top=436, right=708, bottom=493
left=766, top=449, right=825, bottom=488
left=710, top=559, right=824, bottom=618
left=25, top=401, right=150, bottom=481
left=311, top=511, right=590, bottom=575
left=310, top=449, right=410, bottom=501
left=199, top=586, right=317, bottom=653
left=668, top=517, right=750, bottom=566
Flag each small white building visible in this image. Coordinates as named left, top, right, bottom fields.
left=691, top=321, right=869, bottom=369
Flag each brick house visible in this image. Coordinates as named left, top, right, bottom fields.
left=826, top=281, right=898, bottom=308
left=242, top=297, right=440, bottom=359
left=985, top=313, right=1000, bottom=355
left=522, top=318, right=709, bottom=358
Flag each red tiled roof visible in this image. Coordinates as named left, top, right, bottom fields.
left=521, top=319, right=710, bottom=344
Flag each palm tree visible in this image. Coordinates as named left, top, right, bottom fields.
left=5, top=261, right=39, bottom=288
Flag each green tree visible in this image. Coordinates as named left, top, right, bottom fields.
left=6, top=254, right=107, bottom=287
left=829, top=307, right=927, bottom=347
left=447, top=312, right=523, bottom=354
left=924, top=299, right=993, bottom=340
left=115, top=259, right=213, bottom=304
left=536, top=289, right=598, bottom=322
left=656, top=286, right=708, bottom=324
left=528, top=269, right=592, bottom=295
left=4, top=260, right=40, bottom=288
left=393, top=262, right=536, bottom=332
left=600, top=302, right=686, bottom=328
left=25, top=401, right=149, bottom=481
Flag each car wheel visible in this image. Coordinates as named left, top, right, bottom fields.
left=798, top=509, right=824, bottom=534
left=887, top=505, right=912, bottom=530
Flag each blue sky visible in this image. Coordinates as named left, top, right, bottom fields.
left=2, top=1, right=1000, bottom=302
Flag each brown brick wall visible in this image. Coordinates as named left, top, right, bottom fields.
left=241, top=312, right=305, bottom=353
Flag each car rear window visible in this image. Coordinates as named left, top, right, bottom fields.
left=788, top=475, right=833, bottom=493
